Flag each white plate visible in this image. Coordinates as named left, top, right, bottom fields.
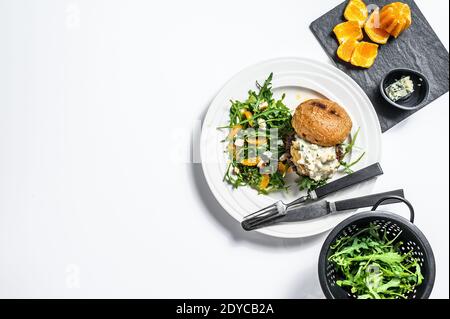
left=200, top=57, right=382, bottom=238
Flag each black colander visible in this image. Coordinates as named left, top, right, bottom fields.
left=318, top=196, right=436, bottom=299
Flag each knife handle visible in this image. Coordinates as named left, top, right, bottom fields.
left=313, top=163, right=383, bottom=199
left=333, top=189, right=405, bottom=212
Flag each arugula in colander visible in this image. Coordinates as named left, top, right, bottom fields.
left=328, top=223, right=424, bottom=299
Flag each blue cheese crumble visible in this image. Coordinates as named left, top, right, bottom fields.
left=385, top=76, right=415, bottom=102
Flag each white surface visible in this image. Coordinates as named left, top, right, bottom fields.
left=201, top=57, right=382, bottom=238
left=0, top=0, right=448, bottom=298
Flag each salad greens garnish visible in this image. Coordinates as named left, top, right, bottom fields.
left=221, top=73, right=293, bottom=194
left=328, top=223, right=424, bottom=299
left=339, top=127, right=365, bottom=174
left=296, top=176, right=327, bottom=192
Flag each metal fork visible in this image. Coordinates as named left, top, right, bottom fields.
left=241, top=163, right=384, bottom=231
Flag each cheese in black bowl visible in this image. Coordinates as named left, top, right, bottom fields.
left=380, top=69, right=430, bottom=111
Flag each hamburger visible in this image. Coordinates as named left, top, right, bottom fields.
left=289, top=99, right=353, bottom=181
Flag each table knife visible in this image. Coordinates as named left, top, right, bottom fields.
left=242, top=163, right=384, bottom=231
left=243, top=189, right=404, bottom=231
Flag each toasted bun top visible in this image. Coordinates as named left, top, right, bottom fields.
left=292, top=99, right=352, bottom=147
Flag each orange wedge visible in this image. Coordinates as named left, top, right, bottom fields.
left=365, top=10, right=390, bottom=44
left=380, top=2, right=412, bottom=38
left=337, top=39, right=360, bottom=62
left=241, top=157, right=260, bottom=167
left=344, top=0, right=368, bottom=27
left=350, top=42, right=379, bottom=68
left=259, top=174, right=270, bottom=190
left=278, top=162, right=288, bottom=175
left=247, top=137, right=267, bottom=146
left=333, top=21, right=363, bottom=44
left=242, top=110, right=254, bottom=126
left=228, top=125, right=242, bottom=139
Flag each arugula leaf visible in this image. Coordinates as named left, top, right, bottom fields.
left=296, top=176, right=327, bottom=193
left=339, top=127, right=365, bottom=174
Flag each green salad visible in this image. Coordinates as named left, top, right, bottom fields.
left=221, top=73, right=292, bottom=194
left=329, top=223, right=424, bottom=299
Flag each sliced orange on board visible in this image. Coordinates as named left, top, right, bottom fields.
left=380, top=2, right=412, bottom=38
left=333, top=1, right=412, bottom=68
left=365, top=10, right=390, bottom=44
left=337, top=39, right=359, bottom=62
left=333, top=21, right=363, bottom=44
left=344, top=0, right=368, bottom=27
left=350, top=42, right=379, bottom=68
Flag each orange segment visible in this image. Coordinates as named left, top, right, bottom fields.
left=247, top=137, right=267, bottom=146
left=278, top=162, right=288, bottom=175
left=228, top=125, right=242, bottom=139
left=344, top=0, right=368, bottom=27
left=241, top=157, right=260, bottom=167
left=333, top=21, right=363, bottom=44
left=337, top=39, right=359, bottom=62
left=243, top=110, right=254, bottom=126
left=380, top=2, right=412, bottom=38
left=259, top=175, right=270, bottom=190
left=365, top=10, right=390, bottom=44
left=350, top=42, right=379, bottom=68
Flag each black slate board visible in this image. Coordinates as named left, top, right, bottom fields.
left=310, top=0, right=449, bottom=132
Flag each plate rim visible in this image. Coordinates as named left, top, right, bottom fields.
left=200, top=57, right=382, bottom=238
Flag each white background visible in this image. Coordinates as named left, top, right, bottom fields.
left=0, top=0, right=448, bottom=298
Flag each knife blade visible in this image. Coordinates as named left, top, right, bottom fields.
left=254, top=189, right=405, bottom=227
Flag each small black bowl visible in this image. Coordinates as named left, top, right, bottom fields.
left=380, top=68, right=430, bottom=110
